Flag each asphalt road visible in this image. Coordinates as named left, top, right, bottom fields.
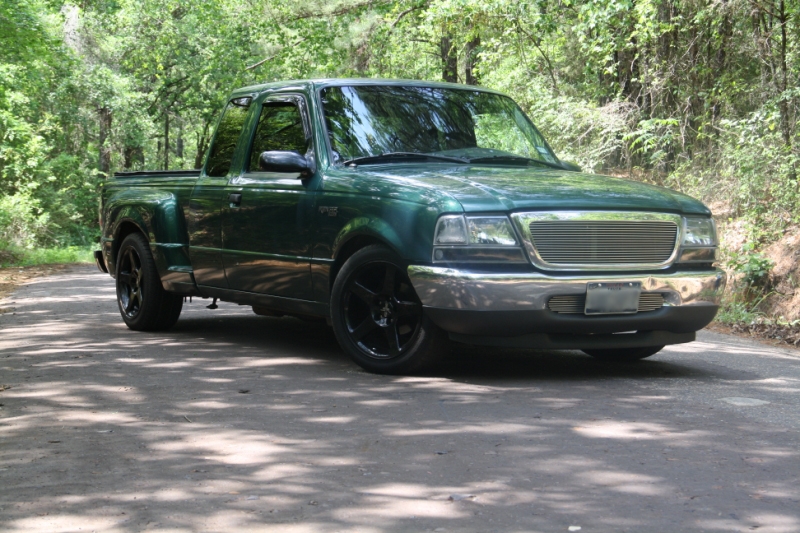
left=1, top=265, right=799, bottom=533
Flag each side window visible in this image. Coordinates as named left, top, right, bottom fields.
left=206, top=97, right=251, bottom=177
left=248, top=102, right=308, bottom=171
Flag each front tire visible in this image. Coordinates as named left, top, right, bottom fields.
left=115, top=233, right=183, bottom=331
left=582, top=345, right=664, bottom=362
left=330, top=245, right=449, bottom=374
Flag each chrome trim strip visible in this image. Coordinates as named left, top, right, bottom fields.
left=510, top=211, right=683, bottom=271
left=547, top=292, right=664, bottom=314
left=407, top=265, right=726, bottom=311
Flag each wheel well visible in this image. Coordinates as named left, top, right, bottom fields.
left=330, top=235, right=386, bottom=289
left=113, top=221, right=146, bottom=263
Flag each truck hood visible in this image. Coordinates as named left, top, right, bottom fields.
left=356, top=164, right=710, bottom=215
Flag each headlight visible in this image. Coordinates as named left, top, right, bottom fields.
left=467, top=217, right=518, bottom=245
left=678, top=216, right=718, bottom=263
left=682, top=217, right=717, bottom=246
left=433, top=215, right=525, bottom=263
left=433, top=215, right=468, bottom=244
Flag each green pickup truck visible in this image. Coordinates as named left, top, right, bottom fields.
left=96, top=78, right=726, bottom=374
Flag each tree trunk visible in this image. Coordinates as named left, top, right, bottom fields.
left=465, top=37, right=480, bottom=85
left=98, top=107, right=112, bottom=178
left=194, top=122, right=210, bottom=169
left=440, top=35, right=458, bottom=83
left=750, top=0, right=794, bottom=177
left=177, top=119, right=184, bottom=160
left=164, top=113, right=170, bottom=170
left=712, top=2, right=731, bottom=128
left=123, top=147, right=144, bottom=170
left=777, top=0, right=792, bottom=150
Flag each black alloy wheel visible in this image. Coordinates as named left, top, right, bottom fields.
left=343, top=260, right=422, bottom=358
left=331, top=245, right=448, bottom=374
left=115, top=233, right=183, bottom=331
left=117, top=246, right=144, bottom=318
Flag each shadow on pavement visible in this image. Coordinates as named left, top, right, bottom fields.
left=170, top=311, right=721, bottom=382
left=1, top=266, right=799, bottom=532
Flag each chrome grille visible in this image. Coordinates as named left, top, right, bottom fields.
left=548, top=293, right=664, bottom=314
left=528, top=220, right=678, bottom=266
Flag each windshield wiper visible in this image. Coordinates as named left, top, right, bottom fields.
left=467, top=155, right=563, bottom=170
left=342, top=152, right=468, bottom=166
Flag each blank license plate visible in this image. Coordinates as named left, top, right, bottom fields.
left=585, top=282, right=641, bottom=315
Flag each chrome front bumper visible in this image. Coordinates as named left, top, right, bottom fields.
left=407, top=266, right=726, bottom=311
left=407, top=266, right=725, bottom=346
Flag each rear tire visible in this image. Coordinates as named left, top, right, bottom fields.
left=115, top=233, right=183, bottom=331
left=330, top=245, right=449, bottom=374
left=582, top=345, right=664, bottom=362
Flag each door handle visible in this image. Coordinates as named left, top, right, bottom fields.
left=228, top=193, right=242, bottom=206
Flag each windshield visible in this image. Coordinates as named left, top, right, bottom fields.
left=320, top=85, right=559, bottom=166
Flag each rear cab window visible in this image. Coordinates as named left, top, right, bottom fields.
left=205, top=97, right=252, bottom=177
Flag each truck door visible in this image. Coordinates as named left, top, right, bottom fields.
left=187, top=97, right=254, bottom=288
left=221, top=95, right=316, bottom=300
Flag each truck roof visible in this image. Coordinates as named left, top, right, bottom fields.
left=231, top=78, right=508, bottom=98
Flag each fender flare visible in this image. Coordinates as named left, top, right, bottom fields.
left=332, top=216, right=405, bottom=260
left=103, top=189, right=189, bottom=277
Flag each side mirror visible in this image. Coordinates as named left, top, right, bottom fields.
left=560, top=160, right=582, bottom=172
left=259, top=151, right=314, bottom=177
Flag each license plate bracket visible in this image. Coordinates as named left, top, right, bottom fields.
left=585, top=281, right=641, bottom=315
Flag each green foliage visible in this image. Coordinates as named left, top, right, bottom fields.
left=1, top=0, right=800, bottom=257
left=718, top=241, right=776, bottom=326
left=489, top=75, right=634, bottom=173
left=624, top=118, right=680, bottom=171
left=727, top=242, right=774, bottom=291
left=715, top=297, right=768, bottom=326
left=0, top=243, right=94, bottom=267
left=0, top=192, right=50, bottom=248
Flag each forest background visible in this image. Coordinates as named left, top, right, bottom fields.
left=1, top=0, right=799, bottom=323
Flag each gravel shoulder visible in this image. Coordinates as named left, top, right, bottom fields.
left=0, top=264, right=74, bottom=311
left=1, top=265, right=799, bottom=532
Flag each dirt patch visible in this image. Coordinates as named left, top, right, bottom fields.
left=0, top=264, right=73, bottom=312
left=716, top=218, right=750, bottom=261
left=707, top=321, right=800, bottom=350
left=758, top=228, right=800, bottom=321
left=708, top=222, right=800, bottom=350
